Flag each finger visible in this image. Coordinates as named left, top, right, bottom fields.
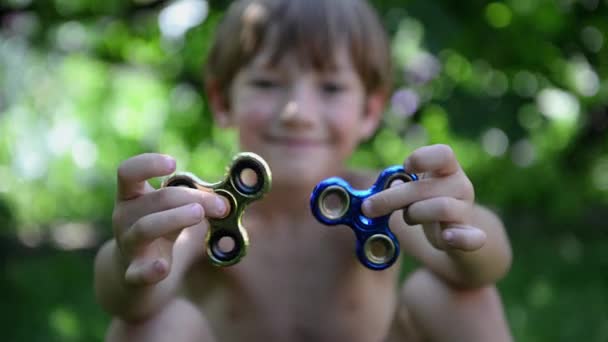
left=442, top=226, right=486, bottom=251
left=125, top=258, right=170, bottom=286
left=118, top=187, right=228, bottom=228
left=404, top=144, right=459, bottom=177
left=403, top=197, right=471, bottom=225
left=363, top=176, right=463, bottom=218
left=422, top=222, right=447, bottom=250
left=117, top=153, right=176, bottom=201
left=121, top=203, right=206, bottom=248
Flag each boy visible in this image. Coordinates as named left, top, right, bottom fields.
left=94, top=0, right=513, bottom=340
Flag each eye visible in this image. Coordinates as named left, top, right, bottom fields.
left=250, top=78, right=280, bottom=89
left=321, top=82, right=345, bottom=95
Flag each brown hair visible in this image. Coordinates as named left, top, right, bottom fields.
left=205, top=0, right=392, bottom=97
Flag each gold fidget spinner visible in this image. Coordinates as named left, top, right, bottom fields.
left=161, top=152, right=271, bottom=267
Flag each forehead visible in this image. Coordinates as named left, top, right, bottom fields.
left=247, top=43, right=355, bottom=74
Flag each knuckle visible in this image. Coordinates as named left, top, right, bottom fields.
left=438, top=144, right=458, bottom=167
left=415, top=180, right=432, bottom=198
left=462, top=177, right=475, bottom=200
left=436, top=198, right=454, bottom=220
left=402, top=209, right=416, bottom=225
left=116, top=161, right=130, bottom=182
left=111, top=207, right=123, bottom=226
left=193, top=202, right=207, bottom=219
left=111, top=207, right=129, bottom=237
left=164, top=209, right=182, bottom=226
left=196, top=191, right=211, bottom=206
left=435, top=144, right=457, bottom=165
left=372, top=194, right=391, bottom=213
left=130, top=218, right=150, bottom=241
left=407, top=150, right=424, bottom=168
left=436, top=143, right=454, bottom=156
left=156, top=187, right=174, bottom=204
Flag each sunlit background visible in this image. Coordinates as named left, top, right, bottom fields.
left=1, top=0, right=607, bottom=341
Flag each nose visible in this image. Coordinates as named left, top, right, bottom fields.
left=279, top=81, right=319, bottom=128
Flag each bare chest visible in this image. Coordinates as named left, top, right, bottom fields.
left=184, top=222, right=400, bottom=342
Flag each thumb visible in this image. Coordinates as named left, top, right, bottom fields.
left=441, top=225, right=486, bottom=251
left=125, top=258, right=170, bottom=286
left=124, top=239, right=173, bottom=286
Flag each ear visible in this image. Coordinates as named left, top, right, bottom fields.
left=205, top=79, right=232, bottom=128
left=359, top=90, right=387, bottom=141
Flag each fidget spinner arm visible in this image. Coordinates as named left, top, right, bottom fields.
left=310, top=166, right=418, bottom=270
left=161, top=152, right=271, bottom=267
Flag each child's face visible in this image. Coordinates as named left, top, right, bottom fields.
left=214, top=46, right=383, bottom=189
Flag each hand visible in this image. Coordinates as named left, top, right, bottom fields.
left=111, top=153, right=228, bottom=286
left=362, top=144, right=486, bottom=252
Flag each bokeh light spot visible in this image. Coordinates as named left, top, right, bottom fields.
left=558, top=234, right=583, bottom=264
left=390, top=88, right=420, bottom=118
left=443, top=51, right=472, bottom=82
left=528, top=279, right=553, bottom=308
left=49, top=307, right=80, bottom=340
left=50, top=222, right=98, bottom=250
left=159, top=0, right=208, bottom=40
left=591, top=156, right=608, bottom=191
left=513, top=70, right=538, bottom=97
left=581, top=26, right=604, bottom=53
left=485, top=3, right=512, bottom=28
left=517, top=104, right=543, bottom=131
left=71, top=138, right=98, bottom=169
left=567, top=58, right=599, bottom=97
left=536, top=88, right=580, bottom=124
left=482, top=128, right=509, bottom=157
left=511, top=139, right=536, bottom=167
left=55, top=21, right=88, bottom=52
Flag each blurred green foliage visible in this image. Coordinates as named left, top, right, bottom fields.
left=1, top=0, right=607, bottom=341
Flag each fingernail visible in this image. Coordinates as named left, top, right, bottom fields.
left=390, top=179, right=404, bottom=188
left=153, top=259, right=167, bottom=274
left=164, top=156, right=176, bottom=170
left=362, top=200, right=373, bottom=216
left=215, top=196, right=227, bottom=216
left=190, top=203, right=203, bottom=218
left=443, top=230, right=454, bottom=243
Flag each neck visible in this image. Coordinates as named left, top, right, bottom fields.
left=246, top=166, right=353, bottom=225
left=249, top=182, right=316, bottom=223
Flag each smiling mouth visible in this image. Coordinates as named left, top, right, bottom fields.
left=265, top=136, right=327, bottom=147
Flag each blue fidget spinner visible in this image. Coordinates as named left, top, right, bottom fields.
left=310, top=166, right=418, bottom=270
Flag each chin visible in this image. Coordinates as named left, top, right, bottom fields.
left=266, top=159, right=334, bottom=190
left=244, top=144, right=342, bottom=186
left=272, top=164, right=322, bottom=186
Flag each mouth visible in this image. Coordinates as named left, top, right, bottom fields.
left=265, top=135, right=327, bottom=147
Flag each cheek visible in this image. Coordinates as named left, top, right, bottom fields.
left=327, top=100, right=365, bottom=148
left=233, top=101, right=275, bottom=146
left=234, top=92, right=275, bottom=125
left=236, top=111, right=266, bottom=145
left=237, top=109, right=270, bottom=127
